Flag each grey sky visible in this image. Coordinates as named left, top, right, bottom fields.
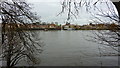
left=27, top=0, right=61, bottom=2
left=27, top=0, right=118, bottom=25
left=111, top=0, right=120, bottom=2
left=27, top=0, right=120, bottom=2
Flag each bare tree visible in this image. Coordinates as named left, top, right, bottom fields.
left=60, top=0, right=120, bottom=52
left=87, top=0, right=120, bottom=52
left=0, top=0, right=43, bottom=68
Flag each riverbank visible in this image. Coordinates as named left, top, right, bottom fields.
left=18, top=28, right=110, bottom=31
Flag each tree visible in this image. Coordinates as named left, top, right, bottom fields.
left=87, top=0, right=120, bottom=52
left=60, top=0, right=120, bottom=52
left=113, top=1, right=120, bottom=18
left=0, top=0, right=43, bottom=68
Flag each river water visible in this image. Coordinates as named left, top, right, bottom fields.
left=1, top=30, right=118, bottom=66
left=34, top=30, right=118, bottom=66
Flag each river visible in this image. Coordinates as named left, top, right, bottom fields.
left=1, top=30, right=118, bottom=66
left=32, top=30, right=118, bottom=66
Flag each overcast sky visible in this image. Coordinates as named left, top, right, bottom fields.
left=27, top=0, right=120, bottom=2
left=27, top=0, right=118, bottom=25
left=111, top=0, right=120, bottom=2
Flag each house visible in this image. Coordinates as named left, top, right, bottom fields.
left=49, top=24, right=56, bottom=29
left=62, top=24, right=75, bottom=30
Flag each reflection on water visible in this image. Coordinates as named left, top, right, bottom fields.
left=17, top=30, right=118, bottom=66
left=36, top=30, right=118, bottom=66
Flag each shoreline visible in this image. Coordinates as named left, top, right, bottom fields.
left=19, top=28, right=110, bottom=31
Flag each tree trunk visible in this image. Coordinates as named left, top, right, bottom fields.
left=113, top=1, right=120, bottom=21
left=7, top=52, right=11, bottom=68
left=113, top=1, right=120, bottom=66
